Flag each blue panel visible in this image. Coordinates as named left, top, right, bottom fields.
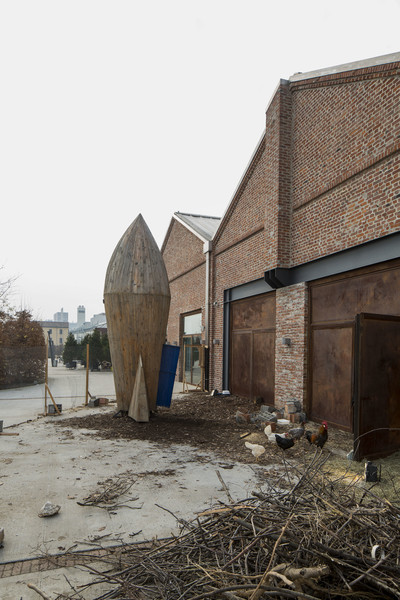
left=156, top=344, right=180, bottom=407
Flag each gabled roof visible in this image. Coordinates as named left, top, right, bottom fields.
left=212, top=130, right=266, bottom=246
left=173, top=212, right=222, bottom=242
left=289, top=51, right=400, bottom=83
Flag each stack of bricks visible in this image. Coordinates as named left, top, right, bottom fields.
left=283, top=400, right=305, bottom=423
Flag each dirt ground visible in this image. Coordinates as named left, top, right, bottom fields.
left=56, top=391, right=354, bottom=465
left=54, top=391, right=400, bottom=503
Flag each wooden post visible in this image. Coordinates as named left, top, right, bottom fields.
left=45, top=383, right=61, bottom=414
left=44, top=339, right=48, bottom=415
left=85, top=343, right=89, bottom=405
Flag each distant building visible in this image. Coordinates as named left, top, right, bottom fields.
left=53, top=307, right=68, bottom=322
left=51, top=304, right=107, bottom=342
left=69, top=305, right=86, bottom=331
left=70, top=309, right=107, bottom=342
left=39, top=320, right=69, bottom=356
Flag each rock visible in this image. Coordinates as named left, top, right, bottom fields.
left=38, top=501, right=61, bottom=518
left=293, top=399, right=302, bottom=412
left=284, top=401, right=297, bottom=414
left=259, top=405, right=273, bottom=416
left=235, top=410, right=250, bottom=424
left=250, top=412, right=266, bottom=423
left=265, top=413, right=277, bottom=423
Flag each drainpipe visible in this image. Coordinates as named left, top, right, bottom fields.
left=203, top=240, right=212, bottom=391
left=203, top=240, right=212, bottom=346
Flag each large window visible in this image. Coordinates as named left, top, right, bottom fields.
left=182, top=312, right=202, bottom=386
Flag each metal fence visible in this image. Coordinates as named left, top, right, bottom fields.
left=0, top=349, right=116, bottom=426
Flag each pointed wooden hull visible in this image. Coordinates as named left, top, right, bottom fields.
left=128, top=355, right=149, bottom=422
left=104, top=214, right=171, bottom=412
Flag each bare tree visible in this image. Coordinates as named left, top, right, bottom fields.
left=0, top=267, right=18, bottom=317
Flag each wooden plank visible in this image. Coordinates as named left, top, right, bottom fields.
left=128, top=355, right=149, bottom=422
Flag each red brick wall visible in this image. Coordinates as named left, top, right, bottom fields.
left=163, top=220, right=205, bottom=281
left=162, top=220, right=206, bottom=350
left=210, top=144, right=268, bottom=389
left=290, top=64, right=400, bottom=265
left=274, top=283, right=308, bottom=408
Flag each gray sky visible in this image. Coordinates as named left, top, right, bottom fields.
left=1, top=0, right=399, bottom=322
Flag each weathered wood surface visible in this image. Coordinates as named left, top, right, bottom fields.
left=128, top=355, right=149, bottom=422
left=104, top=214, right=171, bottom=412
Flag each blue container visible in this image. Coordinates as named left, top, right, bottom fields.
left=156, top=344, right=180, bottom=407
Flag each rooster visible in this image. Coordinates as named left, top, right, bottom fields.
left=275, top=433, right=295, bottom=450
left=306, top=421, right=328, bottom=448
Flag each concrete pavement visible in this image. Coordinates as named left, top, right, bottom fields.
left=0, top=361, right=117, bottom=428
left=0, top=365, right=263, bottom=598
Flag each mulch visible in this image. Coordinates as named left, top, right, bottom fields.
left=54, top=391, right=354, bottom=466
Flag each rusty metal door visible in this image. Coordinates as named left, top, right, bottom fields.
left=354, top=313, right=400, bottom=460
left=231, top=331, right=252, bottom=397
left=229, top=293, right=275, bottom=402
left=311, top=325, right=354, bottom=429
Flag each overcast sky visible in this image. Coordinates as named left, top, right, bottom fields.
left=1, top=0, right=399, bottom=323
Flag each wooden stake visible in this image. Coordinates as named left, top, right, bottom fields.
left=85, top=343, right=89, bottom=405
left=45, top=383, right=61, bottom=415
left=44, top=339, right=48, bottom=415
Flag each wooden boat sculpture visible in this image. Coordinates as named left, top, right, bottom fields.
left=104, top=214, right=171, bottom=418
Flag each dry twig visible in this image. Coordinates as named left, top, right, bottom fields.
left=53, top=454, right=400, bottom=599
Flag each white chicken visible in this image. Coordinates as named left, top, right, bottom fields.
left=264, top=424, right=272, bottom=436
left=265, top=425, right=284, bottom=443
left=245, top=441, right=266, bottom=459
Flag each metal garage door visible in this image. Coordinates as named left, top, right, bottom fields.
left=229, top=293, right=275, bottom=403
left=309, top=260, right=400, bottom=431
left=354, top=313, right=400, bottom=460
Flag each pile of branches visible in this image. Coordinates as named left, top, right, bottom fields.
left=70, top=453, right=400, bottom=599
left=77, top=472, right=142, bottom=513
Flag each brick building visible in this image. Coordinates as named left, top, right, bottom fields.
left=162, top=52, right=400, bottom=456
left=162, top=212, right=221, bottom=386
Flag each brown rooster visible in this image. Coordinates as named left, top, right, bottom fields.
left=306, top=421, right=328, bottom=448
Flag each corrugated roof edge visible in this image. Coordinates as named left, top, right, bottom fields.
left=174, top=212, right=222, bottom=242
left=289, top=51, right=400, bottom=83
left=175, top=211, right=221, bottom=221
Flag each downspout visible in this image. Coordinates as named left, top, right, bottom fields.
left=203, top=240, right=212, bottom=391
left=203, top=240, right=212, bottom=345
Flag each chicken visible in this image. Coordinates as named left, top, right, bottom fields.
left=245, top=441, right=266, bottom=459
left=306, top=421, right=328, bottom=448
left=288, top=421, right=305, bottom=441
left=264, top=424, right=272, bottom=436
left=264, top=425, right=278, bottom=443
left=275, top=433, right=295, bottom=450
